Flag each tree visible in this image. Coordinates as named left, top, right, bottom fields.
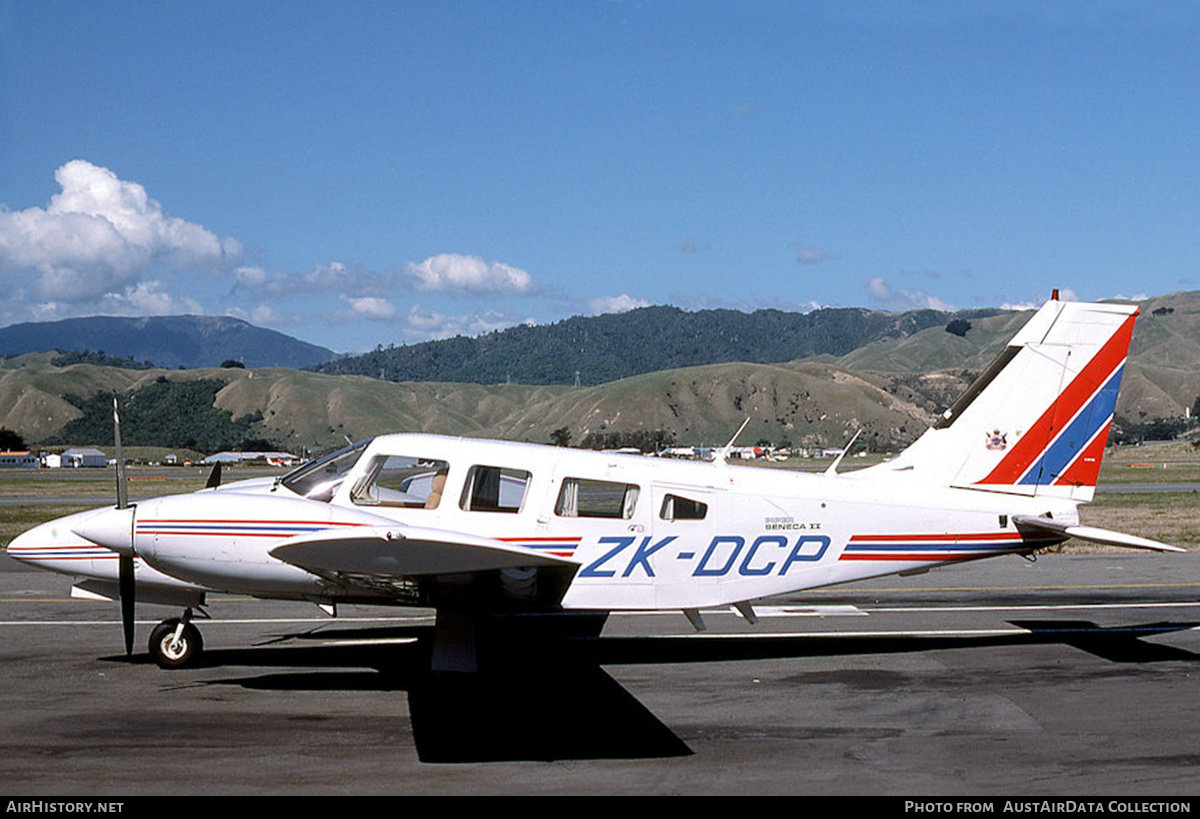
left=945, top=319, right=972, bottom=337
left=0, top=427, right=26, bottom=451
left=48, top=380, right=268, bottom=452
left=550, top=426, right=572, bottom=447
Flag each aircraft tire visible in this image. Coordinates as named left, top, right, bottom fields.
left=149, top=619, right=203, bottom=669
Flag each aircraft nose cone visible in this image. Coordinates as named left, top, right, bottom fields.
left=71, top=506, right=135, bottom=556
left=6, top=524, right=44, bottom=564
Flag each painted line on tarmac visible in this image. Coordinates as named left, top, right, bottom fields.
left=0, top=615, right=434, bottom=627
left=3, top=600, right=1198, bottom=629
left=863, top=600, right=1200, bottom=614
left=805, top=581, right=1200, bottom=593
left=625, top=627, right=1034, bottom=639
left=621, top=600, right=1200, bottom=618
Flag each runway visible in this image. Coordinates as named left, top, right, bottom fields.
left=3, top=554, right=1200, bottom=796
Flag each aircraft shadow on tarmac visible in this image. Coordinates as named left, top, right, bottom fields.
left=105, top=618, right=1200, bottom=763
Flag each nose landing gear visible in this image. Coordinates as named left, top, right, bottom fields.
left=148, top=608, right=206, bottom=669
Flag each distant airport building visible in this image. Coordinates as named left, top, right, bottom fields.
left=0, top=451, right=38, bottom=469
left=203, top=451, right=299, bottom=467
left=662, top=446, right=715, bottom=461
left=61, top=448, right=109, bottom=468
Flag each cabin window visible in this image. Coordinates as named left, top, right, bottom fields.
left=350, top=455, right=450, bottom=508
left=555, top=478, right=640, bottom=519
left=280, top=439, right=370, bottom=502
left=660, top=494, right=708, bottom=521
left=459, top=465, right=531, bottom=513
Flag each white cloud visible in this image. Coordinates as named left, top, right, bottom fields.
left=0, top=160, right=242, bottom=303
left=1000, top=288, right=1080, bottom=311
left=243, top=304, right=284, bottom=326
left=7, top=280, right=204, bottom=324
left=100, top=280, right=204, bottom=316
left=225, top=254, right=540, bottom=344
left=234, top=265, right=269, bottom=287
left=865, top=276, right=956, bottom=311
left=789, top=243, right=833, bottom=265
left=588, top=293, right=650, bottom=315
left=343, top=295, right=396, bottom=320
left=304, top=261, right=355, bottom=288
left=399, top=305, right=528, bottom=341
left=405, top=253, right=535, bottom=295
left=235, top=256, right=534, bottom=303
left=232, top=260, right=365, bottom=298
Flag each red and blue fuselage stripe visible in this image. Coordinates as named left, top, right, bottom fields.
left=8, top=544, right=118, bottom=560
left=495, top=536, right=581, bottom=557
left=840, top=531, right=1060, bottom=561
left=136, top=520, right=367, bottom=538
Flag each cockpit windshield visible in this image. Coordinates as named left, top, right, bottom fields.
left=278, top=439, right=371, bottom=502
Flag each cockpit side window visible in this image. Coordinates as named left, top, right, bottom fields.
left=459, top=465, right=531, bottom=513
left=350, top=455, right=450, bottom=508
left=660, top=493, right=708, bottom=521
left=555, top=478, right=640, bottom=519
left=279, top=439, right=370, bottom=502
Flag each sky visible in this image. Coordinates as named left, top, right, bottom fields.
left=1, top=0, right=1198, bottom=354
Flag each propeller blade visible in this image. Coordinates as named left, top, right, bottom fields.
left=206, top=461, right=222, bottom=489
left=113, top=395, right=135, bottom=656
left=113, top=396, right=127, bottom=510
left=119, top=555, right=135, bottom=656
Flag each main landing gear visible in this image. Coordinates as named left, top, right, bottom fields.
left=148, top=608, right=206, bottom=669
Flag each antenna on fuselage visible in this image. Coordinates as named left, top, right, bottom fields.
left=715, top=417, right=751, bottom=464
left=823, top=428, right=862, bottom=476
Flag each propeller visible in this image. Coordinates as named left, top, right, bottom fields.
left=206, top=460, right=222, bottom=489
left=113, top=396, right=135, bottom=657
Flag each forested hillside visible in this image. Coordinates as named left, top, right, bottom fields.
left=313, top=304, right=1004, bottom=385
left=44, top=378, right=269, bottom=453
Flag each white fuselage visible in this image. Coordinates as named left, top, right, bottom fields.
left=9, top=433, right=1071, bottom=612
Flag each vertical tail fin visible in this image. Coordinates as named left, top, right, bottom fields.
left=869, top=299, right=1137, bottom=502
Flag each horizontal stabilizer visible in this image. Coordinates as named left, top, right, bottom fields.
left=1012, top=514, right=1184, bottom=553
left=270, top=525, right=579, bottom=577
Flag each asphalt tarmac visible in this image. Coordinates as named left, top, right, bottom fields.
left=3, top=553, right=1200, bottom=796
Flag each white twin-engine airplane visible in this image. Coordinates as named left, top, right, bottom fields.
left=7, top=297, right=1183, bottom=670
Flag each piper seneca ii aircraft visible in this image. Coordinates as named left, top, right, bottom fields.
left=7, top=296, right=1183, bottom=670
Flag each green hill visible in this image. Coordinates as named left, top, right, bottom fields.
left=4, top=292, right=1198, bottom=454
left=0, top=356, right=927, bottom=453
left=830, top=291, right=1200, bottom=423
left=312, top=304, right=1003, bottom=386
left=0, top=315, right=337, bottom=369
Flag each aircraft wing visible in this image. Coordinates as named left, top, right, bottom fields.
left=269, top=525, right=579, bottom=577
left=1012, top=514, right=1184, bottom=553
